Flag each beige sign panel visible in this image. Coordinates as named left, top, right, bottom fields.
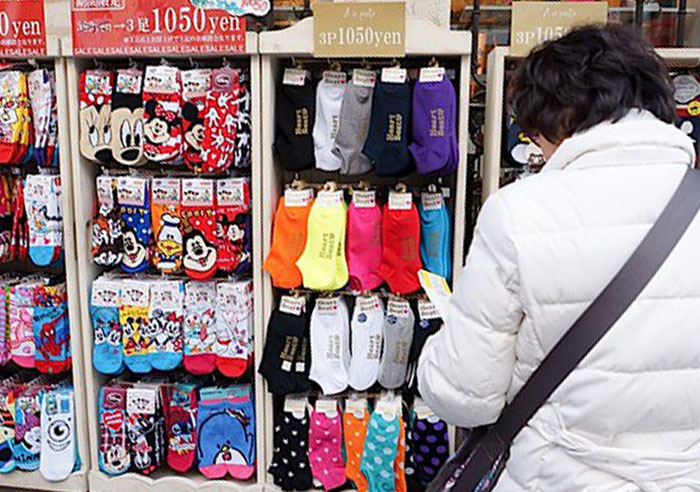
left=313, top=2, right=406, bottom=58
left=511, top=2, right=608, bottom=56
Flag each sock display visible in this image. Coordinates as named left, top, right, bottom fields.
left=118, top=177, right=150, bottom=274
left=181, top=69, right=212, bottom=172
left=275, top=76, right=316, bottom=171
left=309, top=296, right=350, bottom=395
left=334, top=77, right=375, bottom=175
left=309, top=406, right=345, bottom=491
left=183, top=281, right=217, bottom=375
left=110, top=68, right=146, bottom=167
left=313, top=75, right=346, bottom=172
left=148, top=281, right=184, bottom=371
left=142, top=65, right=182, bottom=163
left=79, top=69, right=114, bottom=163
left=151, top=178, right=183, bottom=274
left=24, top=174, right=63, bottom=267
left=181, top=179, right=218, bottom=280
left=91, top=278, right=124, bottom=376
left=216, top=178, right=251, bottom=274
left=91, top=176, right=123, bottom=267
left=348, top=295, right=385, bottom=391
left=269, top=407, right=313, bottom=491
left=215, top=280, right=253, bottom=378
left=378, top=198, right=422, bottom=294
left=40, top=388, right=76, bottom=482
left=418, top=192, right=452, bottom=280
left=347, top=197, right=383, bottom=291
left=119, top=280, right=152, bottom=374
left=378, top=298, right=415, bottom=390
left=201, top=68, right=240, bottom=174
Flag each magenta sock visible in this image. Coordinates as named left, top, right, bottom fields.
left=347, top=201, right=383, bottom=291
left=309, top=409, right=345, bottom=491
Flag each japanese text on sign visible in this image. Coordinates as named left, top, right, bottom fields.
left=0, top=0, right=47, bottom=57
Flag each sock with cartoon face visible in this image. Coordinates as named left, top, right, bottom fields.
left=162, top=383, right=197, bottom=473
left=119, top=280, right=151, bottom=374
left=151, top=178, right=182, bottom=274
left=98, top=386, right=130, bottom=476
left=233, top=70, right=252, bottom=169
left=79, top=69, right=114, bottom=163
left=215, top=280, right=253, bottom=378
left=33, top=283, right=71, bottom=375
left=148, top=280, right=184, bottom=371
left=111, top=68, right=146, bottom=168
left=201, top=68, right=240, bottom=174
left=216, top=178, right=250, bottom=274
left=181, top=179, right=217, bottom=280
left=91, top=278, right=124, bottom=375
left=28, top=69, right=53, bottom=168
left=40, top=388, right=76, bottom=482
left=181, top=69, right=212, bottom=173
left=10, top=282, right=39, bottom=369
left=91, top=176, right=123, bottom=268
left=183, top=281, right=217, bottom=375
left=24, top=174, right=63, bottom=267
left=14, top=387, right=42, bottom=471
left=117, top=177, right=150, bottom=274
left=142, top=65, right=182, bottom=164
left=125, top=386, right=160, bottom=475
left=0, top=385, right=16, bottom=473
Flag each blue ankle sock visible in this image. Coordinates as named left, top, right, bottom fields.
left=148, top=281, right=184, bottom=371
left=418, top=197, right=452, bottom=279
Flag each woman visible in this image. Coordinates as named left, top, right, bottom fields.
left=418, top=26, right=700, bottom=491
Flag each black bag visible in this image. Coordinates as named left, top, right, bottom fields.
left=428, top=170, right=700, bottom=492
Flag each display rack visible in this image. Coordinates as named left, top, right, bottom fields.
left=258, top=16, right=471, bottom=489
left=0, top=40, right=90, bottom=492
left=64, top=32, right=266, bottom=492
left=481, top=46, right=700, bottom=203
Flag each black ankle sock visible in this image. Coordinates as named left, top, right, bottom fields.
left=275, top=80, right=316, bottom=171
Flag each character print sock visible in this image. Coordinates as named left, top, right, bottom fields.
left=378, top=199, right=422, bottom=294
left=309, top=297, right=350, bottom=395
left=419, top=192, right=452, bottom=279
left=269, top=407, right=313, bottom=491
left=181, top=179, right=218, bottom=280
left=28, top=69, right=52, bottom=167
left=348, top=296, right=384, bottom=391
left=14, top=387, right=41, bottom=471
left=119, top=280, right=151, bottom=374
left=343, top=402, right=370, bottom=492
left=313, top=74, right=346, bottom=172
left=111, top=68, right=146, bottom=167
left=309, top=406, right=345, bottom=491
left=151, top=178, right=183, bottom=274
left=201, top=68, right=239, bottom=174
left=40, top=388, right=76, bottom=481
left=347, top=197, right=383, bottom=291
left=334, top=76, right=375, bottom=175
left=406, top=408, right=449, bottom=486
left=183, top=281, right=217, bottom=375
left=274, top=75, right=316, bottom=171
left=223, top=385, right=256, bottom=479
left=91, top=176, right=123, bottom=267
left=98, top=386, right=130, bottom=476
left=162, top=383, right=197, bottom=472
left=361, top=411, right=400, bottom=492
left=406, top=301, right=441, bottom=396
left=378, top=298, right=415, bottom=389
left=148, top=280, right=184, bottom=371
left=263, top=193, right=313, bottom=289
left=117, top=177, right=150, bottom=273
left=24, top=174, right=62, bottom=267
left=79, top=69, right=114, bottom=163
left=91, top=278, right=124, bottom=375
left=0, top=72, right=30, bottom=165
left=215, top=280, right=253, bottom=378
left=181, top=69, right=212, bottom=172
left=0, top=386, right=16, bottom=473
left=196, top=399, right=228, bottom=479
left=33, top=283, right=70, bottom=374
left=0, top=281, right=13, bottom=367
left=142, top=65, right=182, bottom=163
left=10, top=282, right=40, bottom=369
left=233, top=70, right=252, bottom=169
left=126, top=385, right=160, bottom=475
left=46, top=72, right=59, bottom=167
left=216, top=178, right=251, bottom=274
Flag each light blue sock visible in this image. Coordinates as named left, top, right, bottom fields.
left=418, top=200, right=452, bottom=279
left=148, top=281, right=184, bottom=371
left=92, top=306, right=124, bottom=375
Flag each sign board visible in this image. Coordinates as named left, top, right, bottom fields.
left=0, top=0, right=47, bottom=57
left=511, top=2, right=608, bottom=57
left=71, top=0, right=247, bottom=56
left=313, top=2, right=405, bottom=58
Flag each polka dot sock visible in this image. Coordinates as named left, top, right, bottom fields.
left=151, top=178, right=183, bottom=274
left=117, top=177, right=151, bottom=274
left=91, top=176, right=123, bottom=268
left=119, top=280, right=152, bottom=374
left=360, top=411, right=400, bottom=492
left=216, top=178, right=251, bottom=274
left=183, top=281, right=217, bottom=375
left=406, top=412, right=449, bottom=486
left=201, top=68, right=240, bottom=174
left=309, top=408, right=345, bottom=491
left=269, top=409, right=313, bottom=491
left=343, top=406, right=369, bottom=492
left=181, top=179, right=218, bottom=280
left=394, top=417, right=407, bottom=492
left=181, top=68, right=212, bottom=172
left=148, top=280, right=184, bottom=371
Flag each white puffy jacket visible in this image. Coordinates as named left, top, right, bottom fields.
left=418, top=110, right=700, bottom=491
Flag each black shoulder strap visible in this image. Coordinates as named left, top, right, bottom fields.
left=457, top=169, right=700, bottom=489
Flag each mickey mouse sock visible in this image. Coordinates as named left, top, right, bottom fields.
left=33, top=283, right=71, bottom=374
left=111, top=68, right=146, bottom=167
left=181, top=69, right=212, bottom=172
left=98, top=386, right=130, bottom=476
left=117, top=177, right=150, bottom=273
left=201, top=68, right=240, bottom=174
left=183, top=281, right=217, bottom=375
left=233, top=70, right=252, bottom=169
left=126, top=385, right=160, bottom=475
left=148, top=280, right=184, bottom=371
left=24, top=174, right=62, bottom=267
left=142, top=65, right=182, bottom=163
left=216, top=178, right=250, bottom=274
left=91, top=278, right=124, bottom=375
left=119, top=280, right=151, bottom=374
left=151, top=178, right=182, bottom=274
left=181, top=179, right=217, bottom=280
left=215, top=280, right=253, bottom=378
left=79, top=69, right=114, bottom=163
left=162, top=384, right=197, bottom=472
left=40, top=388, right=76, bottom=482
left=91, top=176, right=123, bottom=268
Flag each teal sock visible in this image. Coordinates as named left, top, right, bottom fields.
left=418, top=198, right=452, bottom=279
left=360, top=411, right=400, bottom=492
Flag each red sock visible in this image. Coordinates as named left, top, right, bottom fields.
left=142, top=65, right=182, bottom=163
left=216, top=178, right=250, bottom=273
left=181, top=69, right=212, bottom=173
left=181, top=179, right=218, bottom=280
left=163, top=384, right=198, bottom=473
left=378, top=202, right=422, bottom=294
left=200, top=68, right=240, bottom=174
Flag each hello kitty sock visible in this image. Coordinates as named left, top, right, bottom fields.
left=148, top=280, right=184, bottom=371
left=24, top=174, right=62, bottom=267
left=162, top=383, right=197, bottom=472
left=142, top=65, right=182, bottom=164
left=91, top=278, right=124, bottom=375
left=33, top=283, right=71, bottom=374
left=181, top=179, right=217, bottom=280
left=40, top=388, right=76, bottom=482
left=201, top=68, right=240, bottom=174
left=91, top=176, right=123, bottom=268
left=98, top=386, right=130, bottom=476
left=117, top=177, right=151, bottom=273
left=79, top=69, right=114, bottom=163
left=10, top=282, right=40, bottom=369
left=215, top=280, right=253, bottom=378
left=181, top=69, right=212, bottom=173
left=151, top=178, right=183, bottom=274
left=119, top=280, right=152, bottom=374
left=183, top=281, right=217, bottom=375
left=216, top=178, right=251, bottom=274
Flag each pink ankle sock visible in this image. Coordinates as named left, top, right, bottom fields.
left=309, top=409, right=346, bottom=491
left=347, top=201, right=383, bottom=291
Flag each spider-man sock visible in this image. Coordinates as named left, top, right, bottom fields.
left=201, top=68, right=240, bottom=174
left=33, top=283, right=70, bottom=374
left=216, top=178, right=250, bottom=274
left=117, top=177, right=150, bottom=274
left=181, top=179, right=217, bottom=280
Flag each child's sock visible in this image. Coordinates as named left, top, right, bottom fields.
left=91, top=278, right=124, bottom=375
left=269, top=407, right=313, bottom=491
left=0, top=282, right=12, bottom=367
left=148, top=280, right=184, bottom=371
left=98, top=386, right=130, bottom=475
left=0, top=387, right=16, bottom=473
left=142, top=65, right=182, bottom=163
left=162, top=384, right=197, bottom=472
left=378, top=298, right=415, bottom=390
left=223, top=385, right=256, bottom=479
left=215, top=280, right=253, bottom=378
left=10, top=282, right=39, bottom=369
left=24, top=174, right=63, bottom=267
left=28, top=69, right=52, bottom=167
left=378, top=198, right=422, bottom=294
left=40, top=388, right=76, bottom=482
left=196, top=399, right=228, bottom=479
left=309, top=296, right=351, bottom=395
left=183, top=281, right=217, bottom=375
left=151, top=178, right=183, bottom=274
left=343, top=403, right=370, bottom=492
left=119, top=280, right=152, bottom=374
left=110, top=68, right=146, bottom=167
left=348, top=295, right=384, bottom=391
left=347, top=197, right=383, bottom=291
left=360, top=411, right=400, bottom=492
left=126, top=386, right=159, bottom=475
left=181, top=179, right=218, bottom=280
left=418, top=192, right=452, bottom=280
left=233, top=70, right=252, bottom=169
left=91, top=176, right=123, bottom=268
left=201, top=68, right=240, bottom=174
left=313, top=75, right=346, bottom=172
left=14, top=388, right=41, bottom=471
left=79, top=69, right=114, bottom=163
left=117, top=177, right=150, bottom=273
left=309, top=407, right=345, bottom=491
left=33, top=283, right=71, bottom=374
left=181, top=69, right=212, bottom=172
left=216, top=178, right=251, bottom=274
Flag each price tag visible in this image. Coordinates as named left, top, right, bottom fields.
left=121, top=281, right=150, bottom=307
left=315, top=398, right=338, bottom=418
left=284, top=396, right=307, bottom=417
left=0, top=0, right=47, bottom=56
left=217, top=178, right=247, bottom=207
left=127, top=388, right=156, bottom=415
left=352, top=69, right=376, bottom=88
left=182, top=179, right=214, bottom=206
left=388, top=192, right=412, bottom=210
left=419, top=67, right=445, bottom=83
left=413, top=398, right=436, bottom=419
left=323, top=71, right=348, bottom=86
left=421, top=192, right=443, bottom=211
left=284, top=188, right=314, bottom=208
left=185, top=282, right=216, bottom=306
left=283, top=68, right=308, bottom=87
left=418, top=300, right=441, bottom=321
left=117, top=177, right=147, bottom=206
left=381, top=67, right=408, bottom=84
left=152, top=178, right=181, bottom=205
left=441, top=187, right=451, bottom=199
left=375, top=393, right=399, bottom=420
left=182, top=69, right=212, bottom=100
left=387, top=298, right=410, bottom=318
left=116, top=70, right=143, bottom=95
left=346, top=396, right=367, bottom=419
left=317, top=190, right=344, bottom=208
left=357, top=295, right=381, bottom=313
left=279, top=295, right=305, bottom=316
left=317, top=297, right=340, bottom=314
left=91, top=279, right=121, bottom=307
left=352, top=190, right=376, bottom=208
left=217, top=282, right=238, bottom=310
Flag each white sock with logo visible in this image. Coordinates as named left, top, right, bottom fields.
left=309, top=296, right=351, bottom=395
left=313, top=79, right=346, bottom=172
left=40, top=388, right=76, bottom=481
left=348, top=296, right=385, bottom=391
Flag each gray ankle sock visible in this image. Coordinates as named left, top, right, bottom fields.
left=378, top=300, right=415, bottom=389
left=333, top=80, right=374, bottom=175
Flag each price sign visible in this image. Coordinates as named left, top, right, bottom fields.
left=71, top=0, right=247, bottom=56
left=0, top=0, right=47, bottom=56
left=511, top=2, right=608, bottom=57
left=313, top=2, right=405, bottom=58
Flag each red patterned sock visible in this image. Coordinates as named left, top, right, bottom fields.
left=181, top=179, right=218, bottom=280
left=200, top=68, right=240, bottom=174
left=215, top=178, right=250, bottom=273
left=142, top=65, right=182, bottom=164
left=181, top=69, right=212, bottom=173
left=78, top=69, right=114, bottom=163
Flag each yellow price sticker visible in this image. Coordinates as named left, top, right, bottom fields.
left=688, top=101, right=700, bottom=117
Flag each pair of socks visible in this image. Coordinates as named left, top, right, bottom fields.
left=28, top=69, right=53, bottom=167
left=40, top=388, right=77, bottom=482
left=24, top=174, right=63, bottom=267
left=309, top=297, right=350, bottom=395
left=183, top=281, right=217, bottom=375
left=91, top=176, right=123, bottom=267
left=142, top=65, right=182, bottom=163
left=201, top=68, right=240, bottom=174
left=269, top=408, right=313, bottom=491
left=409, top=77, right=459, bottom=176
left=0, top=386, right=16, bottom=473
left=418, top=194, right=452, bottom=280
left=263, top=196, right=313, bottom=289
left=360, top=411, right=401, bottom=492
left=110, top=68, right=146, bottom=167
left=216, top=178, right=251, bottom=274
left=405, top=302, right=442, bottom=396
left=296, top=192, right=348, bottom=291
left=126, top=385, right=162, bottom=475
left=148, top=281, right=184, bottom=371
left=313, top=77, right=346, bottom=172
left=33, top=283, right=71, bottom=374
left=119, top=280, right=152, bottom=374
left=181, top=69, right=212, bottom=172
left=14, top=387, right=41, bottom=471
left=215, top=280, right=253, bottom=377
left=405, top=411, right=449, bottom=487
left=0, top=281, right=12, bottom=366
left=0, top=71, right=30, bottom=165
left=233, top=71, right=252, bottom=169
left=151, top=178, right=183, bottom=274
left=309, top=407, right=345, bottom=491
left=378, top=201, right=422, bottom=294
left=10, top=281, right=42, bottom=369
left=79, top=69, right=114, bottom=163
left=334, top=78, right=374, bottom=175
left=275, top=78, right=316, bottom=171
left=182, top=179, right=218, bottom=280
left=162, top=383, right=197, bottom=472
left=378, top=298, right=415, bottom=390
left=347, top=198, right=383, bottom=291
left=343, top=405, right=370, bottom=492
left=98, top=386, right=130, bottom=475
left=118, top=177, right=150, bottom=274
left=91, top=278, right=124, bottom=375
left=348, top=296, right=385, bottom=391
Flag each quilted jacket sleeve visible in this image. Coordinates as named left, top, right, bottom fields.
left=418, top=192, right=523, bottom=428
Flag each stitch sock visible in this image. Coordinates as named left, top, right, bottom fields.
left=120, top=280, right=152, bottom=374
left=151, top=178, right=183, bottom=274
left=183, top=281, right=217, bottom=375
left=309, top=297, right=350, bottom=395
left=162, top=384, right=197, bottom=472
left=126, top=386, right=160, bottom=475
left=118, top=177, right=150, bottom=273
left=79, top=69, right=114, bottom=163
left=313, top=77, right=346, bottom=172
left=91, top=278, right=124, bottom=375
left=233, top=70, right=252, bottom=169
left=347, top=199, right=383, bottom=291
left=269, top=409, right=313, bottom=491
left=378, top=203, right=422, bottom=294
left=275, top=77, right=315, bottom=171
left=14, top=388, right=41, bottom=471
left=40, top=388, right=76, bottom=482
left=406, top=302, right=441, bottom=396
left=334, top=78, right=374, bottom=175
left=418, top=194, right=452, bottom=279
left=308, top=408, right=345, bottom=491
left=343, top=405, right=369, bottom=492
left=0, top=387, right=16, bottom=473
left=92, top=176, right=123, bottom=267
left=24, top=174, right=62, bottom=267
left=216, top=178, right=251, bottom=274
left=181, top=179, right=218, bottom=280
left=142, top=65, right=182, bottom=163
left=181, top=69, right=212, bottom=172
left=98, top=386, right=130, bottom=475
left=378, top=299, right=415, bottom=390
left=111, top=68, right=146, bottom=167
left=201, top=68, right=240, bottom=174
left=348, top=296, right=384, bottom=391
left=361, top=412, right=400, bottom=492
left=33, top=283, right=71, bottom=374
left=259, top=305, right=308, bottom=395
left=10, top=282, right=39, bottom=369
left=148, top=280, right=184, bottom=371
left=216, top=280, right=253, bottom=378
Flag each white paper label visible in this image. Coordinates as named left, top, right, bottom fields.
left=418, top=269, right=452, bottom=321
left=316, top=297, right=340, bottom=314
left=381, top=67, right=407, bottom=84
left=96, top=176, right=114, bottom=206
left=441, top=187, right=451, bottom=199
left=127, top=388, right=156, bottom=415
left=421, top=192, right=443, bottom=211
left=182, top=179, right=214, bottom=206
left=419, top=67, right=445, bottom=83
left=357, top=295, right=381, bottom=313
left=323, top=71, right=347, bottom=86
left=352, top=69, right=376, bottom=88
left=121, top=281, right=150, bottom=307
left=182, top=69, right=212, bottom=100
left=283, top=68, right=308, bottom=86
left=217, top=282, right=239, bottom=310
left=388, top=299, right=410, bottom=318
left=316, top=398, right=338, bottom=417
left=284, top=189, right=314, bottom=208
left=85, top=71, right=112, bottom=95
left=279, top=295, right=305, bottom=316
left=317, top=190, right=344, bottom=208
left=346, top=396, right=367, bottom=419
left=375, top=394, right=400, bottom=420
left=185, top=282, right=216, bottom=307
left=674, top=74, right=700, bottom=104
left=352, top=190, right=376, bottom=208
left=150, top=281, right=183, bottom=309
left=418, top=300, right=441, bottom=321
left=217, top=178, right=246, bottom=206
left=284, top=396, right=307, bottom=416
left=116, top=71, right=143, bottom=95
left=413, top=397, right=436, bottom=419
left=117, top=177, right=147, bottom=206
left=388, top=191, right=412, bottom=210
left=144, top=65, right=179, bottom=93
left=152, top=178, right=180, bottom=205
left=91, top=279, right=121, bottom=307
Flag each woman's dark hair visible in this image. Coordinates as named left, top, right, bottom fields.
left=509, top=25, right=676, bottom=143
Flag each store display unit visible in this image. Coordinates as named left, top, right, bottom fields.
left=481, top=46, right=700, bottom=202
left=64, top=32, right=266, bottom=492
left=0, top=40, right=90, bottom=492
left=259, top=16, right=471, bottom=489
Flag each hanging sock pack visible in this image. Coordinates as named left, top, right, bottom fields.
left=120, top=280, right=152, bottom=374
left=10, top=281, right=42, bottom=369
left=405, top=301, right=441, bottom=395
left=33, top=283, right=70, bottom=374
left=28, top=69, right=53, bottom=167
left=233, top=70, right=252, bottom=169
left=348, top=296, right=384, bottom=391
left=111, top=68, right=146, bottom=167
left=125, top=385, right=161, bottom=475
left=309, top=297, right=351, bottom=395
left=275, top=75, right=316, bottom=171
left=91, top=176, right=123, bottom=267
left=182, top=179, right=218, bottom=280
left=269, top=407, right=313, bottom=491
left=98, top=386, right=130, bottom=476
left=181, top=69, right=212, bottom=172
left=378, top=197, right=422, bottom=294
left=183, top=281, right=217, bottom=375
left=148, top=280, right=184, bottom=371
left=201, top=68, right=239, bottom=174
left=215, top=280, right=254, bottom=378
left=14, top=386, right=42, bottom=471
left=309, top=407, right=345, bottom=491
left=162, top=383, right=198, bottom=473
left=313, top=75, right=347, bottom=172
left=24, top=174, right=63, bottom=267
left=0, top=72, right=30, bottom=165
left=117, top=177, right=150, bottom=273
left=151, top=178, right=183, bottom=274
left=91, top=278, right=124, bottom=375
left=378, top=298, right=415, bottom=390
left=346, top=196, right=383, bottom=291
left=333, top=76, right=375, bottom=175
left=79, top=69, right=114, bottom=163
left=418, top=192, right=452, bottom=279
left=216, top=178, right=251, bottom=274
left=40, top=388, right=77, bottom=482
left=142, top=65, right=182, bottom=164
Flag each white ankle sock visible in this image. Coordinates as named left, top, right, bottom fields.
left=313, top=78, right=346, bottom=172
left=40, top=388, right=76, bottom=481
left=378, top=298, right=415, bottom=389
left=348, top=296, right=384, bottom=391
left=309, top=296, right=351, bottom=395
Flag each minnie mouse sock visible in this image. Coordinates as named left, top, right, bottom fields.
left=215, top=280, right=253, bottom=378
left=79, top=69, right=114, bottom=163
left=183, top=281, right=217, bottom=375
left=92, top=176, right=123, bottom=268
left=117, top=177, right=150, bottom=273
left=162, top=383, right=197, bottom=472
left=151, top=178, right=182, bottom=274
left=142, top=66, right=182, bottom=163
left=91, top=278, right=124, bottom=375
left=181, top=179, right=217, bottom=280
left=33, top=283, right=70, bottom=374
left=148, top=280, right=184, bottom=371
left=216, top=178, right=250, bottom=274
left=126, top=385, right=160, bottom=475
left=24, top=174, right=62, bottom=267
left=98, top=386, right=130, bottom=476
left=119, top=280, right=151, bottom=374
left=201, top=68, right=240, bottom=174
left=111, top=68, right=146, bottom=167
left=181, top=69, right=211, bottom=172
